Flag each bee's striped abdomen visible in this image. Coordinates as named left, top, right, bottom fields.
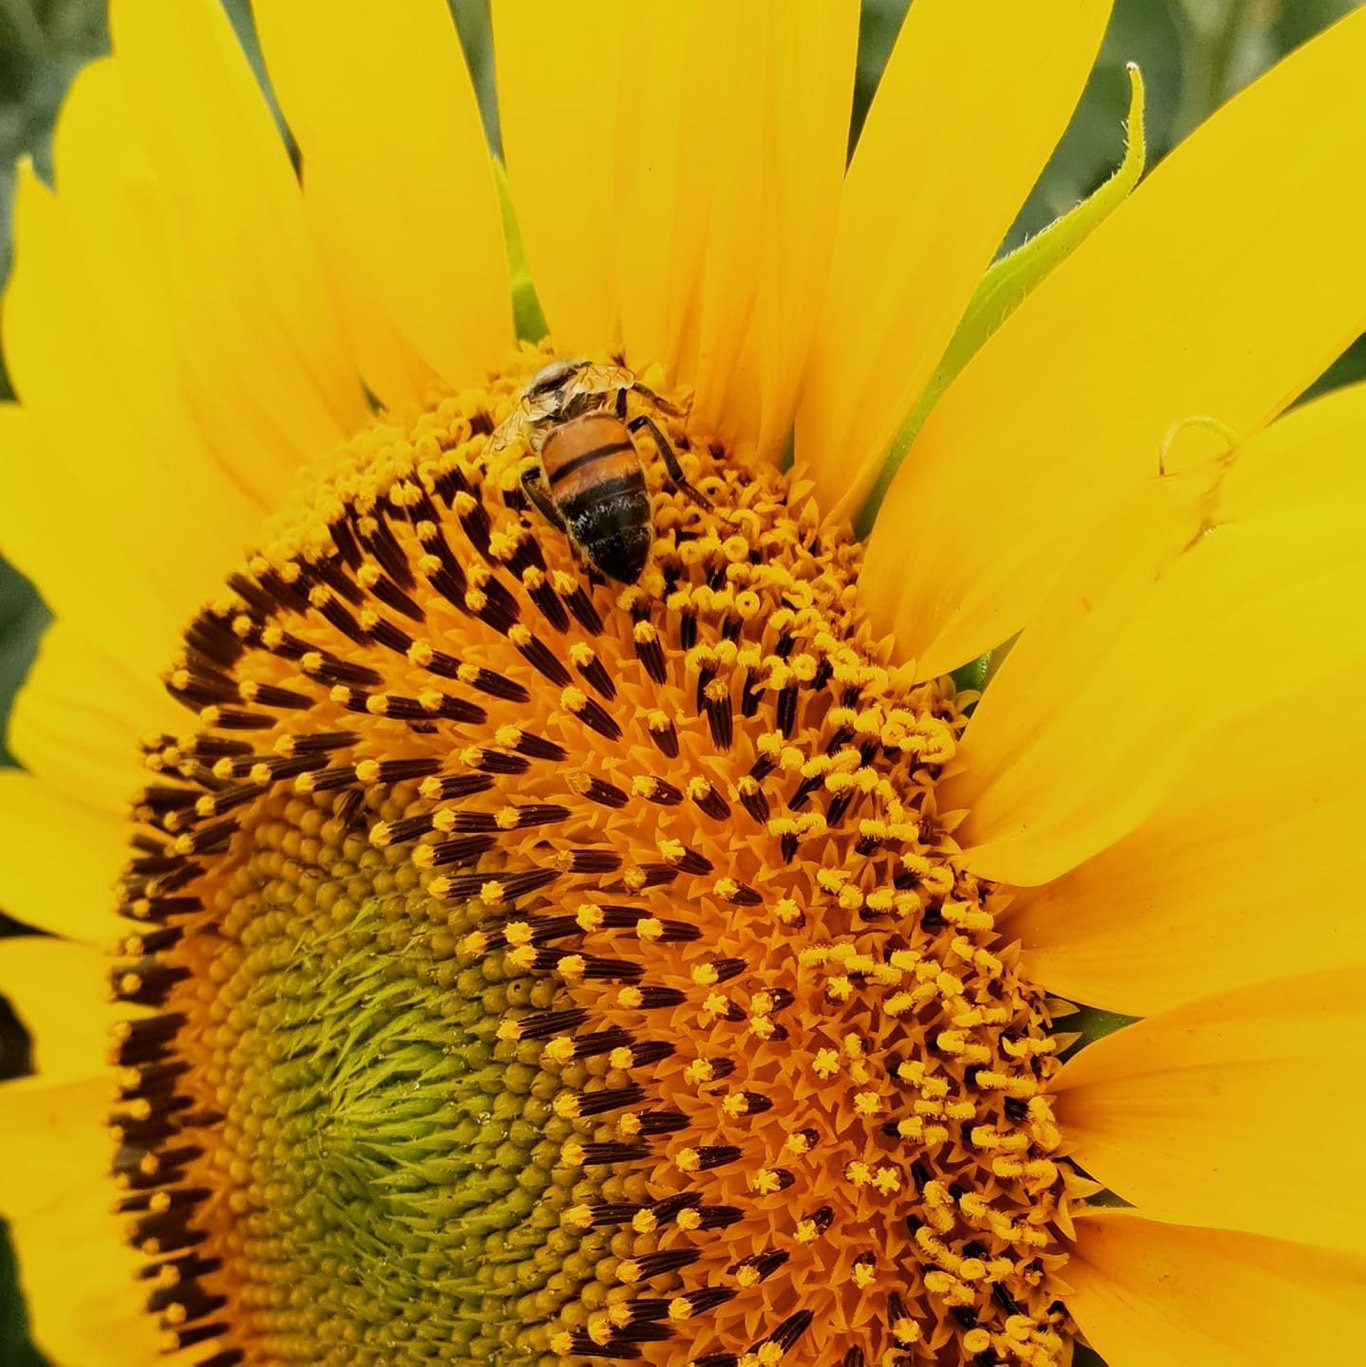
left=542, top=414, right=652, bottom=583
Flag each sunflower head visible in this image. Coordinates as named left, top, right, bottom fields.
left=4, top=4, right=1366, bottom=1367
left=104, top=351, right=1078, bottom=1365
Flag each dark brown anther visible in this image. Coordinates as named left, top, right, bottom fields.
left=570, top=774, right=630, bottom=809
left=192, top=1351, right=243, bottom=1367
left=562, top=583, right=604, bottom=635
left=693, top=1145, right=741, bottom=1170
left=512, top=732, right=568, bottom=761
left=362, top=511, right=418, bottom=589
left=118, top=925, right=183, bottom=958
left=533, top=949, right=643, bottom=981
left=769, top=1311, right=815, bottom=1353
left=626, top=1249, right=703, bottom=1281
left=672, top=848, right=714, bottom=877
left=573, top=694, right=623, bottom=742
left=720, top=880, right=762, bottom=906
left=183, top=612, right=246, bottom=669
left=633, top=630, right=667, bottom=684
left=307, top=555, right=366, bottom=607
left=465, top=748, right=531, bottom=775
left=690, top=782, right=730, bottom=821
left=443, top=868, right=560, bottom=902
left=640, top=777, right=683, bottom=806
left=564, top=849, right=622, bottom=874
left=313, top=593, right=369, bottom=645
left=305, top=766, right=363, bottom=792
left=203, top=707, right=275, bottom=731
left=365, top=616, right=414, bottom=655
left=160, top=1320, right=226, bottom=1350
left=425, top=772, right=497, bottom=801
left=730, top=1249, right=789, bottom=1281
left=468, top=666, right=530, bottom=703
left=633, top=986, right=686, bottom=1009
left=507, top=1008, right=589, bottom=1042
left=514, top=631, right=572, bottom=685
left=704, top=689, right=733, bottom=751
left=694, top=1206, right=743, bottom=1231
left=425, top=834, right=498, bottom=867
left=299, top=647, right=382, bottom=683
left=576, top=1141, right=653, bottom=1166
left=645, top=715, right=679, bottom=758
left=634, top=1110, right=688, bottom=1136
left=112, top=963, right=192, bottom=1009
left=527, top=576, right=571, bottom=632
left=369, top=575, right=425, bottom=623
left=572, top=1083, right=646, bottom=1116
left=574, top=652, right=617, bottom=701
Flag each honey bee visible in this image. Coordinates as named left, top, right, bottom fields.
left=488, top=358, right=711, bottom=584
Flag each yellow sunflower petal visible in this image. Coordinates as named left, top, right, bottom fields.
left=2, top=148, right=258, bottom=634
left=0, top=771, right=125, bottom=942
left=1054, top=969, right=1366, bottom=1255
left=7, top=621, right=172, bottom=816
left=106, top=0, right=367, bottom=493
left=1068, top=1210, right=1366, bottom=1367
left=797, top=0, right=1111, bottom=520
left=0, top=1076, right=166, bottom=1367
left=948, top=386, right=1366, bottom=885
left=254, top=0, right=511, bottom=408
left=499, top=1, right=856, bottom=459
left=670, top=2, right=857, bottom=460
left=864, top=6, right=1366, bottom=679
left=0, top=939, right=117, bottom=1082
left=1004, top=663, right=1366, bottom=1016
left=0, top=405, right=181, bottom=678
left=494, top=0, right=626, bottom=358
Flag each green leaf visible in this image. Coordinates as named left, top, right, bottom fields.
left=492, top=157, right=548, bottom=345
left=855, top=64, right=1148, bottom=539
left=0, top=1218, right=49, bottom=1367
left=1059, top=1002, right=1139, bottom=1062
left=0, top=558, right=50, bottom=767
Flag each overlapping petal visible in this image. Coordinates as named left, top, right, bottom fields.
left=0, top=1078, right=168, bottom=1367
left=107, top=0, right=368, bottom=490
left=1054, top=969, right=1366, bottom=1255
left=1068, top=1211, right=1366, bottom=1367
left=7, top=622, right=173, bottom=816
left=863, top=6, right=1366, bottom=680
left=796, top=0, right=1111, bottom=522
left=0, top=938, right=119, bottom=1082
left=946, top=382, right=1366, bottom=887
left=497, top=0, right=857, bottom=460
left=254, top=0, right=513, bottom=412
left=0, top=771, right=128, bottom=942
left=1003, top=664, right=1366, bottom=1016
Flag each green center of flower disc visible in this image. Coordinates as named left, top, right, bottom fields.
left=110, top=357, right=1079, bottom=1367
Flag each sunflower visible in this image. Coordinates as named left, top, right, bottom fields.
left=3, top=1, right=1366, bottom=1364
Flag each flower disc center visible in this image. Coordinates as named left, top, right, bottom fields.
left=111, top=356, right=1076, bottom=1367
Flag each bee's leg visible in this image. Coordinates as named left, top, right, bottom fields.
left=615, top=386, right=628, bottom=421
left=629, top=414, right=713, bottom=510
left=521, top=463, right=566, bottom=529
left=629, top=381, right=685, bottom=417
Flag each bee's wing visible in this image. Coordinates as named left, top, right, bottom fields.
left=485, top=406, right=528, bottom=455
left=566, top=363, right=636, bottom=398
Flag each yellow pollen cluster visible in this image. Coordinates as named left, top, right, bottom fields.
left=109, top=353, right=1075, bottom=1367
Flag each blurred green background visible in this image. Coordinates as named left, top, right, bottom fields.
left=0, top=0, right=1361, bottom=1360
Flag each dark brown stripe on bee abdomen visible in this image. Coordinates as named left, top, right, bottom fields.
left=546, top=441, right=635, bottom=486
